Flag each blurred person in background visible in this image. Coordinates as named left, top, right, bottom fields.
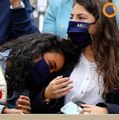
left=0, top=0, right=39, bottom=113
left=42, top=0, right=73, bottom=38
left=0, top=0, right=39, bottom=45
left=113, top=0, right=119, bottom=27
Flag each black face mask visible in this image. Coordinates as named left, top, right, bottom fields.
left=31, top=59, right=51, bottom=86
left=67, top=21, right=95, bottom=49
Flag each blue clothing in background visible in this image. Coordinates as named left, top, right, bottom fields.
left=113, top=0, right=119, bottom=27
left=0, top=0, right=39, bottom=45
left=43, top=0, right=73, bottom=39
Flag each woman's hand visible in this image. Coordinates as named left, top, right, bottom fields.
left=2, top=108, right=24, bottom=114
left=16, top=95, right=31, bottom=114
left=44, top=76, right=73, bottom=100
left=81, top=104, right=108, bottom=115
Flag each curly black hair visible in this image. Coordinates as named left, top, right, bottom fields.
left=0, top=33, right=79, bottom=93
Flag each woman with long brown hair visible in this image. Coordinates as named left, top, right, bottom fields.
left=31, top=0, right=119, bottom=114
left=66, top=0, right=119, bottom=114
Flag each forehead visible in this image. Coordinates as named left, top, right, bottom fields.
left=44, top=52, right=63, bottom=59
left=44, top=52, right=65, bottom=69
left=72, top=3, right=96, bottom=21
left=72, top=3, right=89, bottom=15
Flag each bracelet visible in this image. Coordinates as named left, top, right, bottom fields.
left=44, top=98, right=50, bottom=105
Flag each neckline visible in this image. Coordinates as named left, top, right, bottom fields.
left=80, top=53, right=96, bottom=68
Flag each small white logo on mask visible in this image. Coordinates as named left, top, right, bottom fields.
left=76, top=23, right=85, bottom=28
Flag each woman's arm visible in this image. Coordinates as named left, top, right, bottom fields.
left=2, top=107, right=24, bottom=114
left=10, top=0, right=39, bottom=39
left=30, top=76, right=73, bottom=113
left=96, top=103, right=119, bottom=114
left=80, top=103, right=119, bottom=114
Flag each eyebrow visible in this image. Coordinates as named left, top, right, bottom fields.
left=71, top=13, right=88, bottom=17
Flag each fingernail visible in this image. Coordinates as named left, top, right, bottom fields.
left=57, top=76, right=63, bottom=78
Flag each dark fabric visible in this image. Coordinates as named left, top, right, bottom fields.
left=29, top=65, right=73, bottom=113
left=67, top=21, right=93, bottom=48
left=0, top=0, right=39, bottom=45
left=31, top=59, right=51, bottom=86
left=97, top=103, right=119, bottom=114
left=97, top=92, right=119, bottom=114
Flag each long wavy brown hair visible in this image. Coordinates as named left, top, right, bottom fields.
left=74, top=0, right=119, bottom=97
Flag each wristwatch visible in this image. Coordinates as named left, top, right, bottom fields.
left=10, top=0, right=25, bottom=9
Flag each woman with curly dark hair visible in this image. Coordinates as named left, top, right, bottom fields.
left=31, top=0, right=119, bottom=114
left=0, top=33, right=77, bottom=114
